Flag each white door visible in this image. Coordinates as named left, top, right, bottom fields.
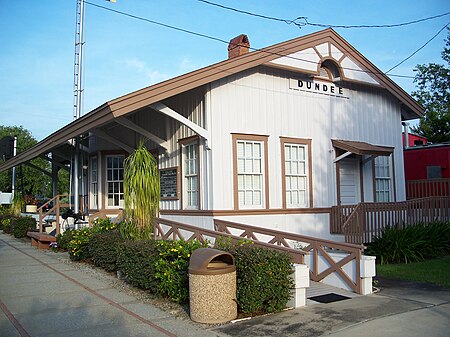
left=339, top=159, right=360, bottom=205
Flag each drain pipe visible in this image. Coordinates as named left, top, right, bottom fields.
left=402, top=121, right=410, bottom=149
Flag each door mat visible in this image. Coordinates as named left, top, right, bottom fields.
left=308, top=293, right=351, bottom=303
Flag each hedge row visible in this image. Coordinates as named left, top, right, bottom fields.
left=1, top=215, right=35, bottom=238
left=57, top=220, right=294, bottom=315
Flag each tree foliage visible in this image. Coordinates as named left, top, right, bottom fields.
left=122, top=142, right=160, bottom=240
left=411, top=29, right=450, bottom=143
left=0, top=125, right=69, bottom=198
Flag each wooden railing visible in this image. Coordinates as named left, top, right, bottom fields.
left=153, top=217, right=365, bottom=294
left=330, top=204, right=358, bottom=234
left=407, top=178, right=450, bottom=199
left=88, top=209, right=123, bottom=225
left=154, top=217, right=306, bottom=264
left=332, top=197, right=450, bottom=244
left=214, top=219, right=364, bottom=294
left=37, top=194, right=69, bottom=237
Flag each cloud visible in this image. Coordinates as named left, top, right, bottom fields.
left=124, top=58, right=169, bottom=84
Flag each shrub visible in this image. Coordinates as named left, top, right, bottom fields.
left=92, top=217, right=117, bottom=233
left=366, top=222, right=450, bottom=264
left=68, top=218, right=118, bottom=261
left=89, top=231, right=124, bottom=272
left=216, top=239, right=294, bottom=314
left=56, top=229, right=74, bottom=251
left=117, top=240, right=160, bottom=290
left=12, top=216, right=36, bottom=238
left=154, top=239, right=207, bottom=303
left=1, top=217, right=13, bottom=234
left=68, top=227, right=93, bottom=261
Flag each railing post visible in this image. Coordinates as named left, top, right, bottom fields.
left=56, top=196, right=60, bottom=236
left=39, top=206, right=43, bottom=236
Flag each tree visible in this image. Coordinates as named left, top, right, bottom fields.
left=121, top=142, right=160, bottom=240
left=411, top=28, right=450, bottom=143
left=0, top=125, right=52, bottom=197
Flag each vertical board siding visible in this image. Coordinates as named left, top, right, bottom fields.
left=209, top=66, right=404, bottom=210
left=130, top=87, right=206, bottom=211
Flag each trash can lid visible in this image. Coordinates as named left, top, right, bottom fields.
left=189, top=248, right=236, bottom=275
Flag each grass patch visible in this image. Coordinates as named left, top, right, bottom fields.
left=376, top=256, right=450, bottom=288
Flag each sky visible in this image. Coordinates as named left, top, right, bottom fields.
left=0, top=0, right=449, bottom=141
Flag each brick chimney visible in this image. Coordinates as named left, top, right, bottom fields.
left=228, top=34, right=250, bottom=59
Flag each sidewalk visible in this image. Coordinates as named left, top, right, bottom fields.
left=213, top=274, right=450, bottom=337
left=0, top=233, right=221, bottom=337
left=2, top=233, right=450, bottom=337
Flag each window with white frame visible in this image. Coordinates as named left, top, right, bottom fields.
left=90, top=157, right=98, bottom=209
left=236, top=140, right=264, bottom=208
left=106, top=156, right=124, bottom=208
left=375, top=156, right=391, bottom=202
left=284, top=143, right=309, bottom=207
left=183, top=142, right=198, bottom=208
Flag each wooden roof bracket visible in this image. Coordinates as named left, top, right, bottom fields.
left=333, top=151, right=352, bottom=163
left=116, top=117, right=169, bottom=152
left=92, top=129, right=134, bottom=154
left=151, top=102, right=211, bottom=149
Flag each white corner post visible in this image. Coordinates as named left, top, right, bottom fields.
left=360, top=255, right=376, bottom=295
left=11, top=136, right=17, bottom=200
left=287, top=264, right=310, bottom=308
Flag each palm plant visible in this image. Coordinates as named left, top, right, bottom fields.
left=122, top=142, right=160, bottom=240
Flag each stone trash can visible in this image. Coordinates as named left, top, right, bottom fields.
left=188, top=248, right=237, bottom=324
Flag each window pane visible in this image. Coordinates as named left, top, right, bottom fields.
left=253, top=159, right=261, bottom=173
left=238, top=159, right=245, bottom=173
left=237, top=142, right=244, bottom=157
left=253, top=175, right=261, bottom=189
left=253, top=191, right=261, bottom=205
left=238, top=175, right=244, bottom=189
left=254, top=143, right=261, bottom=157
left=245, top=191, right=253, bottom=205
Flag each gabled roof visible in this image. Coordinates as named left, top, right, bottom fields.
left=108, top=28, right=423, bottom=119
left=0, top=28, right=423, bottom=172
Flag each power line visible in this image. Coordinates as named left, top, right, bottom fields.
left=196, top=0, right=304, bottom=28
left=84, top=1, right=415, bottom=80
left=386, top=22, right=450, bottom=73
left=197, top=0, right=450, bottom=29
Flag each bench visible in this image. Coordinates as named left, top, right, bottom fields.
left=27, top=232, right=56, bottom=250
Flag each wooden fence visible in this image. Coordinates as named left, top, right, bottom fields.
left=153, top=217, right=365, bottom=294
left=406, top=178, right=449, bottom=199
left=331, top=197, right=450, bottom=244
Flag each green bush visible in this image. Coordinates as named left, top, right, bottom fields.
left=117, top=240, right=160, bottom=290
left=56, top=229, right=74, bottom=251
left=1, top=217, right=13, bottom=234
left=68, top=227, right=93, bottom=261
left=89, top=231, right=124, bottom=272
left=68, top=218, right=118, bottom=261
left=92, top=217, right=117, bottom=233
left=154, top=239, right=207, bottom=303
left=117, top=239, right=207, bottom=302
left=216, top=239, right=294, bottom=314
left=12, top=216, right=36, bottom=238
left=366, top=222, right=450, bottom=264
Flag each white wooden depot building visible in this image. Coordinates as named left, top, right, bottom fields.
left=1, top=28, right=423, bottom=241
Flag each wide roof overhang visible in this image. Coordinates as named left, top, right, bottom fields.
left=0, top=104, right=113, bottom=172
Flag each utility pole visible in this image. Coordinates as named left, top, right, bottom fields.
left=72, top=0, right=116, bottom=213
left=72, top=0, right=86, bottom=214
